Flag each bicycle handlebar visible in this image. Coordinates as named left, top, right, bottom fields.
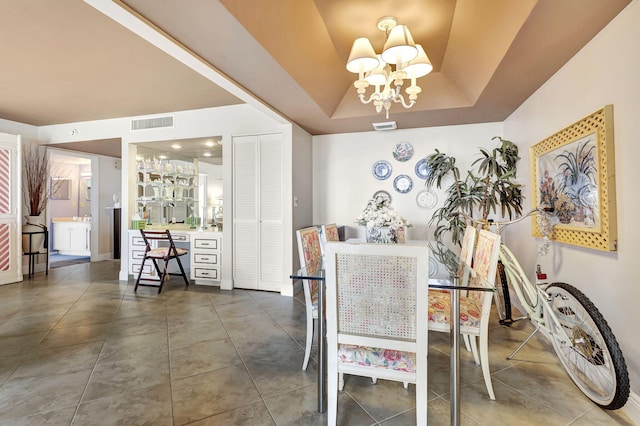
left=450, top=207, right=556, bottom=230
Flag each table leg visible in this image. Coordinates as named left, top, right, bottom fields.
left=450, top=282, right=461, bottom=426
left=317, top=279, right=327, bottom=413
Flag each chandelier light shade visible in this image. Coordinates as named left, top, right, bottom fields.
left=346, top=38, right=379, bottom=74
left=346, top=17, right=433, bottom=119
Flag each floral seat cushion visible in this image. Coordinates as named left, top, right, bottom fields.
left=147, top=247, right=188, bottom=258
left=428, top=289, right=482, bottom=328
left=337, top=344, right=416, bottom=372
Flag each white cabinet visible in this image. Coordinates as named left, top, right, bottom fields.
left=53, top=222, right=90, bottom=256
left=128, top=230, right=218, bottom=285
left=232, top=133, right=283, bottom=292
left=190, top=232, right=222, bottom=284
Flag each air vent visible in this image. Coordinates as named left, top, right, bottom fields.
left=130, top=116, right=174, bottom=131
left=372, top=121, right=397, bottom=131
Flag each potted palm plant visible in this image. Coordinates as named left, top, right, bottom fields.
left=423, top=136, right=524, bottom=245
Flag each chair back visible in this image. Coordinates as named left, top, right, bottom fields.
left=467, top=230, right=501, bottom=309
left=325, top=241, right=429, bottom=357
left=322, top=224, right=340, bottom=242
left=295, top=227, right=323, bottom=305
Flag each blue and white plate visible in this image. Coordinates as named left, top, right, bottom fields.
left=415, top=158, right=430, bottom=179
left=393, top=174, right=413, bottom=194
left=372, top=160, right=392, bottom=180
left=393, top=142, right=414, bottom=162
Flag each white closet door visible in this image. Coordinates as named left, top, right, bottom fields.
left=258, top=133, right=283, bottom=291
left=0, top=133, right=22, bottom=285
left=233, top=136, right=259, bottom=289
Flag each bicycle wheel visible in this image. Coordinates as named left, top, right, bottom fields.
left=546, top=282, right=629, bottom=409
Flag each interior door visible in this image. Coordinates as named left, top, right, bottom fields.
left=0, top=133, right=22, bottom=285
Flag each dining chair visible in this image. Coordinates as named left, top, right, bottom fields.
left=134, top=229, right=190, bottom=294
left=295, top=226, right=323, bottom=370
left=322, top=223, right=340, bottom=242
left=325, top=242, right=429, bottom=425
left=428, top=229, right=501, bottom=400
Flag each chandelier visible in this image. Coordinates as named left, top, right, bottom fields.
left=346, top=17, right=432, bottom=119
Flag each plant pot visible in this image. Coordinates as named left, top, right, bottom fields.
left=365, top=226, right=405, bottom=244
left=22, top=215, right=46, bottom=254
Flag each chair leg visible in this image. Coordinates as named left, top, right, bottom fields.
left=338, top=372, right=344, bottom=392
left=302, top=316, right=314, bottom=370
left=328, top=367, right=339, bottom=425
left=469, top=334, right=480, bottom=365
left=480, top=331, right=495, bottom=400
left=156, top=259, right=168, bottom=294
left=134, top=257, right=147, bottom=292
left=463, top=333, right=472, bottom=352
left=174, top=255, right=190, bottom=287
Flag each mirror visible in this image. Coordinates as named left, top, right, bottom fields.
left=50, top=177, right=71, bottom=200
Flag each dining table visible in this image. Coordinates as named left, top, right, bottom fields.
left=290, top=240, right=494, bottom=426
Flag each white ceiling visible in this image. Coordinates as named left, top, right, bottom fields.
left=0, top=0, right=631, bottom=153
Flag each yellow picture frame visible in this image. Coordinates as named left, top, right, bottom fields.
left=530, top=105, right=617, bottom=251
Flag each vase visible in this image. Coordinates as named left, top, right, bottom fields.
left=366, top=226, right=406, bottom=244
left=22, top=215, right=46, bottom=254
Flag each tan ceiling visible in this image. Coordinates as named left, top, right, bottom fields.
left=0, top=0, right=631, bottom=140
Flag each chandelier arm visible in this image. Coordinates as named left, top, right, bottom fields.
left=392, top=93, right=416, bottom=109
left=358, top=92, right=383, bottom=105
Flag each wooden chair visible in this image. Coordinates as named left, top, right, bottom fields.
left=134, top=229, right=190, bottom=294
left=325, top=242, right=429, bottom=425
left=295, top=226, right=323, bottom=370
left=428, top=229, right=501, bottom=400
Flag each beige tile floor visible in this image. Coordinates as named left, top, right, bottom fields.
left=0, top=260, right=634, bottom=425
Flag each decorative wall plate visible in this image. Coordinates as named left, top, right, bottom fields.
left=414, top=158, right=430, bottom=179
left=393, top=174, right=413, bottom=194
left=372, top=160, right=392, bottom=180
left=373, top=190, right=392, bottom=204
left=416, top=189, right=438, bottom=209
left=428, top=256, right=439, bottom=278
left=393, top=142, right=414, bottom=162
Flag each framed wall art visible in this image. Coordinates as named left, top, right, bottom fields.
left=530, top=105, right=617, bottom=251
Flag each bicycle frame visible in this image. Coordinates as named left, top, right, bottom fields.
left=459, top=208, right=576, bottom=352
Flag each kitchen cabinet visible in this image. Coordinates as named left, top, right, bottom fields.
left=53, top=221, right=91, bottom=256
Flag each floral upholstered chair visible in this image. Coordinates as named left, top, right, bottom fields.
left=325, top=242, right=429, bottom=426
left=295, top=226, right=323, bottom=370
left=428, top=229, right=501, bottom=400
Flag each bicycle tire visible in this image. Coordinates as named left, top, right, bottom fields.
left=546, top=282, right=630, bottom=410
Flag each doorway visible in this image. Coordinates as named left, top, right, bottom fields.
left=48, top=151, right=96, bottom=268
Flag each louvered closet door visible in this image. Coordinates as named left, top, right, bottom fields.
left=0, top=133, right=22, bottom=285
left=233, top=136, right=259, bottom=289
left=258, top=134, right=283, bottom=291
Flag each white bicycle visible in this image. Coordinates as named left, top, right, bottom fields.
left=465, top=207, right=630, bottom=410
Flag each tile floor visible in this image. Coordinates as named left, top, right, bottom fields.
left=0, top=260, right=634, bottom=425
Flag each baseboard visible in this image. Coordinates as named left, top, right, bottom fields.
left=623, top=390, right=640, bottom=424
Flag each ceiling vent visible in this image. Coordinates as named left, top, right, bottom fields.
left=372, top=121, right=397, bottom=131
left=130, top=116, right=174, bottom=131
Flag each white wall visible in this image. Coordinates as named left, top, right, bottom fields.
left=504, top=0, right=640, bottom=405
left=292, top=123, right=313, bottom=271
left=39, top=104, right=290, bottom=287
left=313, top=122, right=504, bottom=243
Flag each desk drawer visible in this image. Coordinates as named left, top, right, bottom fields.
left=193, top=238, right=219, bottom=250
left=194, top=253, right=219, bottom=265
left=193, top=267, right=219, bottom=280
left=131, top=249, right=146, bottom=260
left=131, top=262, right=153, bottom=276
left=131, top=236, right=145, bottom=246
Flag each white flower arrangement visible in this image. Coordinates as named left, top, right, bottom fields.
left=355, top=196, right=412, bottom=230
